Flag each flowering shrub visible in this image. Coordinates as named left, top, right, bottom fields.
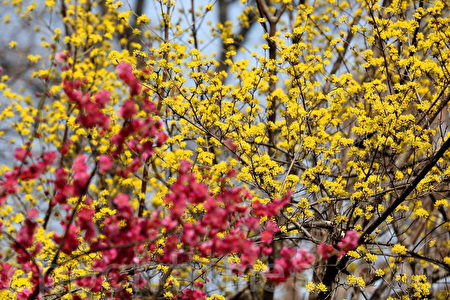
left=0, top=0, right=449, bottom=299
left=0, top=57, right=319, bottom=298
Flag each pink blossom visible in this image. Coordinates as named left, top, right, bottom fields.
left=178, top=160, right=191, bottom=174
left=116, top=62, right=141, bottom=96
left=239, top=243, right=260, bottom=267
left=113, top=193, right=133, bottom=217
left=119, top=99, right=138, bottom=119
left=55, top=51, right=69, bottom=63
left=63, top=80, right=111, bottom=130
left=262, top=246, right=272, bottom=255
left=179, top=289, right=206, bottom=300
left=0, top=262, right=15, bottom=289
left=224, top=137, right=238, bottom=151
left=18, top=162, right=48, bottom=181
left=94, top=90, right=110, bottom=107
left=182, top=223, right=198, bottom=245
left=337, top=230, right=360, bottom=254
left=98, top=155, right=113, bottom=173
left=242, top=217, right=260, bottom=230
left=76, top=276, right=103, bottom=292
left=27, top=208, right=39, bottom=219
left=53, top=223, right=80, bottom=254
left=77, top=207, right=96, bottom=240
left=261, top=221, right=279, bottom=244
left=14, top=148, right=32, bottom=162
left=73, top=154, right=89, bottom=190
left=42, top=151, right=57, bottom=165
left=317, top=243, right=336, bottom=259
left=266, top=247, right=314, bottom=283
left=291, top=249, right=314, bottom=272
left=142, top=99, right=156, bottom=113
left=72, top=154, right=88, bottom=173
left=17, top=289, right=32, bottom=300
left=156, top=130, right=168, bottom=146
left=16, top=219, right=37, bottom=249
left=53, top=168, right=74, bottom=204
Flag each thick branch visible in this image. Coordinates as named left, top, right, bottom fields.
left=361, top=136, right=450, bottom=240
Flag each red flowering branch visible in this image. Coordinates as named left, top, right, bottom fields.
left=0, top=62, right=321, bottom=299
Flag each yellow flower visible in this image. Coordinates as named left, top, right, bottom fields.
left=207, top=295, right=226, bottom=300
left=347, top=275, right=366, bottom=287
left=392, top=244, right=408, bottom=255
left=27, top=55, right=41, bottom=63
left=306, top=282, right=315, bottom=292
left=316, top=283, right=327, bottom=292
left=365, top=253, right=377, bottom=262
left=347, top=251, right=361, bottom=258
left=11, top=213, right=24, bottom=223
left=136, top=14, right=150, bottom=25
left=434, top=199, right=448, bottom=208
left=413, top=208, right=429, bottom=218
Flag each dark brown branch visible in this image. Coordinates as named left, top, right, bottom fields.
left=361, top=136, right=450, bottom=240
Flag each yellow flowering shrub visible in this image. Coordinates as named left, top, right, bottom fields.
left=0, top=0, right=448, bottom=299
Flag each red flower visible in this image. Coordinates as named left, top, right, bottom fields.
left=42, top=151, right=57, bottom=165
left=119, top=99, right=138, bottom=119
left=252, top=191, right=292, bottom=218
left=266, top=247, right=314, bottom=283
left=178, top=289, right=206, bottom=300
left=261, top=221, right=279, bottom=244
left=317, top=243, right=335, bottom=260
left=77, top=207, right=96, bottom=241
left=94, top=90, right=111, bottom=107
left=0, top=262, right=15, bottom=289
left=73, top=154, right=89, bottom=192
left=17, top=289, right=32, bottom=300
left=116, top=62, right=141, bottom=96
left=27, top=208, right=39, bottom=219
left=291, top=248, right=314, bottom=272
left=16, top=219, right=37, bottom=249
left=337, top=230, right=360, bottom=257
left=53, top=223, right=80, bottom=254
left=113, top=193, right=133, bottom=217
left=14, top=148, right=32, bottom=162
left=224, top=137, right=238, bottom=151
left=55, top=51, right=69, bottom=63
left=98, top=155, right=113, bottom=173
